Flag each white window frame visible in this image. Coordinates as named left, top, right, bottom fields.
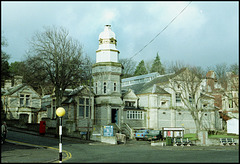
left=127, top=111, right=143, bottom=120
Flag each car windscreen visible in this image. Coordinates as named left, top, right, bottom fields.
left=136, top=130, right=148, bottom=133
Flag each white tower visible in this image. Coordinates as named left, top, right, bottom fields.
left=96, top=25, right=120, bottom=63
left=92, top=25, right=123, bottom=127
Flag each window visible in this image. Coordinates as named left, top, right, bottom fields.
left=20, top=94, right=31, bottom=107
left=26, top=95, right=30, bottom=106
left=79, top=97, right=91, bottom=118
left=103, top=82, right=107, bottom=94
left=127, top=111, right=143, bottom=119
left=114, top=82, right=117, bottom=92
left=176, top=93, right=181, bottom=103
left=125, top=101, right=135, bottom=107
left=79, top=98, right=84, bottom=117
left=161, top=101, right=166, bottom=106
left=228, top=93, right=233, bottom=108
left=95, top=82, right=98, bottom=94
left=189, top=94, right=193, bottom=103
left=20, top=94, right=24, bottom=107
left=86, top=98, right=89, bottom=118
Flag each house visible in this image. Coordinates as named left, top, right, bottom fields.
left=227, top=118, right=239, bottom=135
left=122, top=68, right=222, bottom=134
left=43, top=85, right=95, bottom=137
left=1, top=76, right=41, bottom=123
left=201, top=70, right=239, bottom=131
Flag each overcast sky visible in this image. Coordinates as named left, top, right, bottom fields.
left=1, top=1, right=239, bottom=69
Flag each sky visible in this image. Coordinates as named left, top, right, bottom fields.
left=1, top=1, right=239, bottom=69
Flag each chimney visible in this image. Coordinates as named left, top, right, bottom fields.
left=14, top=76, right=23, bottom=86
left=4, top=80, right=12, bottom=89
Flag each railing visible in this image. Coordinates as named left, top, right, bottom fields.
left=115, top=123, right=121, bottom=131
left=124, top=123, right=134, bottom=139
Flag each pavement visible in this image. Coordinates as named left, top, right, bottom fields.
left=1, top=127, right=239, bottom=163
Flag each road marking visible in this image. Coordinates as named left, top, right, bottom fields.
left=6, top=139, right=72, bottom=162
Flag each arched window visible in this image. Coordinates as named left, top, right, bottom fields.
left=104, top=82, right=107, bottom=94
left=114, top=82, right=117, bottom=92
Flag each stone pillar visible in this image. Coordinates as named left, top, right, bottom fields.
left=198, top=130, right=208, bottom=146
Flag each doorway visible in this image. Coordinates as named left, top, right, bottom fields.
left=111, top=109, right=118, bottom=124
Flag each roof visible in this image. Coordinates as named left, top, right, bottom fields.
left=122, top=72, right=160, bottom=83
left=2, top=84, right=32, bottom=96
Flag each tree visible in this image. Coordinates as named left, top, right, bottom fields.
left=165, top=67, right=216, bottom=139
left=119, top=58, right=136, bottom=78
left=134, top=60, right=148, bottom=76
left=150, top=53, right=165, bottom=74
left=9, top=61, right=26, bottom=76
left=27, top=25, right=87, bottom=106
left=27, top=26, right=88, bottom=137
left=1, top=35, right=11, bottom=87
left=228, top=63, right=239, bottom=75
left=165, top=60, right=189, bottom=73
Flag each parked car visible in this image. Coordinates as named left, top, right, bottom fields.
left=134, top=129, right=149, bottom=140
left=144, top=130, right=162, bottom=141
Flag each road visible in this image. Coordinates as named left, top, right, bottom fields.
left=2, top=129, right=239, bottom=163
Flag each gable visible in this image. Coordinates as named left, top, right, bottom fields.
left=123, top=89, right=138, bottom=99
left=4, top=84, right=41, bottom=98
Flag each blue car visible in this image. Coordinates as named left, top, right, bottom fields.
left=134, top=130, right=149, bottom=140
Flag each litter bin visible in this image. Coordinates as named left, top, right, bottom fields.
left=166, top=137, right=173, bottom=146
left=39, top=121, right=46, bottom=135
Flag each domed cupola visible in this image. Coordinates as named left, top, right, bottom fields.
left=96, top=25, right=119, bottom=63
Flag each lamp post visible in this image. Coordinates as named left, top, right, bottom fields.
left=56, top=107, right=66, bottom=163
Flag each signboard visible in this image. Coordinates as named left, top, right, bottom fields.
left=103, top=126, right=113, bottom=136
left=162, top=127, right=184, bottom=138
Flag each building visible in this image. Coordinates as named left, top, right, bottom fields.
left=1, top=76, right=41, bottom=123
left=42, top=85, right=95, bottom=137
left=122, top=68, right=222, bottom=134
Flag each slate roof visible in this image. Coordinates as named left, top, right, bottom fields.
left=3, top=84, right=26, bottom=96
left=122, top=72, right=160, bottom=82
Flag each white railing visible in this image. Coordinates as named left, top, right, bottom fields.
left=124, top=123, right=134, bottom=139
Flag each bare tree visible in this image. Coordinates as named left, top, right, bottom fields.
left=165, top=67, right=215, bottom=138
left=119, top=58, right=136, bottom=78
left=27, top=26, right=86, bottom=107
left=165, top=60, right=190, bottom=74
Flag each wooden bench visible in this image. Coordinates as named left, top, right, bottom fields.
left=220, top=138, right=236, bottom=146
left=173, top=138, right=192, bottom=146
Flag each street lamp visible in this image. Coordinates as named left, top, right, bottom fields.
left=56, top=107, right=66, bottom=163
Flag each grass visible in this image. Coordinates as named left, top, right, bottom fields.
left=184, top=133, right=239, bottom=140
left=183, top=133, right=198, bottom=141
left=208, top=134, right=239, bottom=139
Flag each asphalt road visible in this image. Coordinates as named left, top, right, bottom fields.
left=1, top=129, right=239, bottom=163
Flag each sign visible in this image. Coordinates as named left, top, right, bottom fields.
left=103, top=126, right=113, bottom=136
left=162, top=127, right=184, bottom=138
